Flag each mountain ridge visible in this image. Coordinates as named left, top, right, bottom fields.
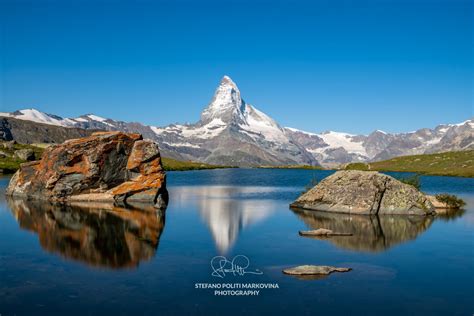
left=1, top=76, right=472, bottom=166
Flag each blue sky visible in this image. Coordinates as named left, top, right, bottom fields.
left=1, top=0, right=472, bottom=134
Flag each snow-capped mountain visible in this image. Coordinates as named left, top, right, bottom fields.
left=285, top=119, right=473, bottom=165
left=0, top=109, right=79, bottom=127
left=1, top=76, right=472, bottom=166
left=150, top=76, right=317, bottom=166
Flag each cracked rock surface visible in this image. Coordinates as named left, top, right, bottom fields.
left=291, top=170, right=434, bottom=215
left=7, top=131, right=168, bottom=209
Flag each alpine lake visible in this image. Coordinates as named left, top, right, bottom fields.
left=0, top=169, right=473, bottom=315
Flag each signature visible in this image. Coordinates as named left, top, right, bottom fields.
left=211, top=255, right=263, bottom=278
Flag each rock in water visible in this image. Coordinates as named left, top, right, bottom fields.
left=283, top=265, right=351, bottom=275
left=299, top=228, right=352, bottom=236
left=291, top=170, right=434, bottom=215
left=6, top=132, right=168, bottom=209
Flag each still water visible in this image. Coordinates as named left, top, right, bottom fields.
left=0, top=169, right=473, bottom=315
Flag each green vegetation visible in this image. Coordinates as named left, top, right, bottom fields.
left=0, top=142, right=45, bottom=174
left=344, top=162, right=369, bottom=171
left=435, top=193, right=466, bottom=209
left=161, top=157, right=235, bottom=171
left=399, top=174, right=421, bottom=190
left=345, top=150, right=474, bottom=177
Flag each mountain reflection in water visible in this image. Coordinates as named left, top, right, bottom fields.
left=290, top=207, right=434, bottom=252
left=7, top=198, right=165, bottom=269
left=171, top=186, right=278, bottom=254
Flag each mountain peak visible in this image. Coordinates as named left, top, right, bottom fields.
left=220, top=74, right=234, bottom=84
left=219, top=75, right=239, bottom=89
left=200, top=75, right=245, bottom=124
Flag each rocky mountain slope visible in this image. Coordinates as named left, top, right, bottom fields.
left=150, top=76, right=316, bottom=166
left=1, top=76, right=472, bottom=166
left=284, top=119, right=473, bottom=166
left=0, top=116, right=95, bottom=144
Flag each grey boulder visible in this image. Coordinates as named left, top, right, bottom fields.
left=14, top=149, right=35, bottom=161
left=291, top=170, right=435, bottom=215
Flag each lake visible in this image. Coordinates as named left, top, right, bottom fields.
left=0, top=169, right=473, bottom=315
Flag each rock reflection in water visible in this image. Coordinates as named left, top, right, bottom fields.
left=7, top=198, right=165, bottom=269
left=171, top=186, right=277, bottom=254
left=290, top=207, right=434, bottom=252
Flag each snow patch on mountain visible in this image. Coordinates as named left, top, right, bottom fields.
left=162, top=141, right=201, bottom=148
left=153, top=118, right=227, bottom=140
left=240, top=105, right=289, bottom=143
left=318, top=131, right=367, bottom=156
left=86, top=114, right=107, bottom=122
left=285, top=127, right=317, bottom=136
left=0, top=109, right=77, bottom=127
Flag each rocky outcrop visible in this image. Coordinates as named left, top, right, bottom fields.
left=0, top=117, right=95, bottom=144
left=7, top=131, right=168, bottom=209
left=427, top=194, right=465, bottom=210
left=1, top=140, right=16, bottom=150
left=14, top=148, right=35, bottom=161
left=427, top=195, right=451, bottom=209
left=291, top=170, right=434, bottom=215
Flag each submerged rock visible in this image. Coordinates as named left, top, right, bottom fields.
left=283, top=265, right=351, bottom=276
left=299, top=228, right=352, bottom=237
left=7, top=131, right=168, bottom=209
left=291, top=170, right=434, bottom=215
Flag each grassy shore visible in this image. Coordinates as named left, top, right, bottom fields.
left=0, top=143, right=45, bottom=173
left=345, top=150, right=474, bottom=177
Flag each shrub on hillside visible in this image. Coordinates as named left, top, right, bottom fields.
left=344, top=163, right=369, bottom=171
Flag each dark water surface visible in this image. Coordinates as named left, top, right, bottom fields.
left=0, top=169, right=473, bottom=315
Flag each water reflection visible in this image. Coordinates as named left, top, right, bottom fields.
left=171, top=186, right=277, bottom=253
left=7, top=198, right=165, bottom=269
left=434, top=208, right=466, bottom=221
left=291, top=207, right=434, bottom=252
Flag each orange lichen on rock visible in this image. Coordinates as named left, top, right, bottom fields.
left=7, top=132, right=168, bottom=209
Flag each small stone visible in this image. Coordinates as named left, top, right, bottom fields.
left=299, top=228, right=352, bottom=237
left=2, top=140, right=16, bottom=150
left=14, top=149, right=35, bottom=161
left=283, top=265, right=351, bottom=275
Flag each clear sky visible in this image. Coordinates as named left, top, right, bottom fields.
left=1, top=0, right=472, bottom=134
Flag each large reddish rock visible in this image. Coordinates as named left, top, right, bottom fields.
left=6, top=131, right=168, bottom=209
